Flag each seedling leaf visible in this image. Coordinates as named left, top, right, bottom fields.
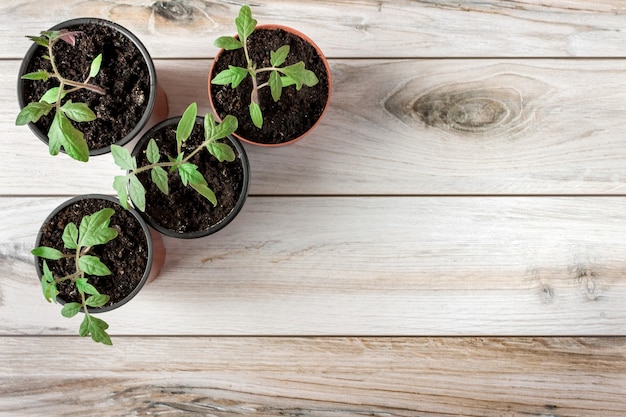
left=113, top=175, right=130, bottom=210
left=62, top=222, right=78, bottom=250
left=85, top=294, right=109, bottom=308
left=41, top=261, right=58, bottom=303
left=178, top=163, right=205, bottom=187
left=62, top=101, right=96, bottom=123
left=76, top=278, right=100, bottom=296
left=269, top=70, right=282, bottom=102
left=78, top=208, right=117, bottom=247
left=214, top=36, right=243, bottom=50
left=111, top=145, right=137, bottom=171
left=32, top=246, right=64, bottom=260
left=190, top=182, right=217, bottom=206
left=235, top=5, right=256, bottom=41
left=89, top=53, right=103, bottom=78
left=270, top=45, right=289, bottom=67
left=177, top=102, right=197, bottom=144
left=129, top=174, right=146, bottom=212
left=78, top=255, right=112, bottom=276
left=151, top=166, right=169, bottom=195
left=146, top=139, right=160, bottom=164
left=212, top=114, right=238, bottom=140
left=16, top=102, right=53, bottom=125
left=39, top=87, right=66, bottom=105
left=211, top=66, right=248, bottom=88
left=21, top=70, right=50, bottom=81
left=207, top=142, right=236, bottom=163
left=61, top=302, right=82, bottom=318
left=249, top=102, right=263, bottom=128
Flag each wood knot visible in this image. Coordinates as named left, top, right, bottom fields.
left=151, top=0, right=195, bottom=22
left=385, top=72, right=550, bottom=138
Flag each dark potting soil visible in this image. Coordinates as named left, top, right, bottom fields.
left=37, top=198, right=149, bottom=308
left=210, top=28, right=330, bottom=144
left=135, top=121, right=245, bottom=234
left=21, top=22, right=151, bottom=151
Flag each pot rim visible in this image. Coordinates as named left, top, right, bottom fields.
left=130, top=115, right=250, bottom=239
left=17, top=17, right=158, bottom=156
left=208, top=24, right=332, bottom=147
left=33, top=194, right=154, bottom=313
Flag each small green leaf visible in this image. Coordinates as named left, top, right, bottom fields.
left=76, top=278, right=101, bottom=296
left=78, top=208, right=117, bottom=247
left=178, top=163, right=205, bottom=187
left=211, top=66, right=248, bottom=88
left=111, top=145, right=137, bottom=171
left=269, top=70, right=282, bottom=102
left=21, top=70, right=50, bottom=81
left=88, top=316, right=112, bottom=345
left=26, top=35, right=49, bottom=47
left=207, top=142, right=236, bottom=163
left=79, top=255, right=112, bottom=276
left=235, top=5, right=256, bottom=42
left=49, top=112, right=89, bottom=162
left=270, top=45, right=290, bottom=67
left=214, top=36, right=243, bottom=50
left=61, top=100, right=96, bottom=123
left=62, top=222, right=78, bottom=250
left=16, top=102, right=53, bottom=125
left=129, top=175, right=146, bottom=212
left=151, top=166, right=169, bottom=195
left=89, top=53, right=103, bottom=78
left=61, top=302, right=82, bottom=318
left=190, top=182, right=217, bottom=206
left=177, top=102, right=197, bottom=144
left=41, top=261, right=58, bottom=303
left=204, top=113, right=216, bottom=141
left=79, top=315, right=112, bottom=345
left=146, top=139, right=160, bottom=164
left=212, top=115, right=238, bottom=140
left=39, top=87, right=65, bottom=104
left=113, top=175, right=130, bottom=210
left=280, top=62, right=309, bottom=90
left=303, top=70, right=319, bottom=87
left=249, top=102, right=263, bottom=128
left=32, top=246, right=64, bottom=260
left=85, top=294, right=110, bottom=308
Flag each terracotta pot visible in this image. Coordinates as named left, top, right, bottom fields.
left=131, top=116, right=250, bottom=239
left=17, top=18, right=168, bottom=158
left=208, top=24, right=331, bottom=147
left=33, top=194, right=166, bottom=313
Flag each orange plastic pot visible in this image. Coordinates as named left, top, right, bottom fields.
left=208, top=24, right=332, bottom=147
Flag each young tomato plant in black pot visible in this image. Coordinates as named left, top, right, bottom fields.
left=112, top=103, right=250, bottom=239
left=209, top=5, right=332, bottom=146
left=16, top=18, right=167, bottom=162
left=32, top=195, right=163, bottom=345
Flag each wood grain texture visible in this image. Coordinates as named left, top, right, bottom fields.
left=2, top=196, right=626, bottom=336
left=5, top=58, right=626, bottom=196
left=0, top=336, right=624, bottom=416
left=2, top=0, right=626, bottom=58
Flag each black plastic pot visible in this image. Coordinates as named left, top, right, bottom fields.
left=131, top=116, right=250, bottom=239
left=33, top=194, right=156, bottom=313
left=17, top=18, right=162, bottom=157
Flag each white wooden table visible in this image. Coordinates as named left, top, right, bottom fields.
left=1, top=1, right=626, bottom=415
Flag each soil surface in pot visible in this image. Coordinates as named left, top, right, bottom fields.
left=21, top=22, right=151, bottom=151
left=135, top=122, right=245, bottom=234
left=38, top=198, right=149, bottom=307
left=210, top=28, right=330, bottom=144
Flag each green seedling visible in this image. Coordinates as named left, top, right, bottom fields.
left=211, top=5, right=319, bottom=129
left=16, top=29, right=105, bottom=162
left=111, top=102, right=237, bottom=212
left=32, top=208, right=118, bottom=345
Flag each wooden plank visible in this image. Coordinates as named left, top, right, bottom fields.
left=5, top=58, right=626, bottom=196
left=2, top=0, right=626, bottom=58
left=0, top=336, right=624, bottom=416
left=2, top=196, right=626, bottom=336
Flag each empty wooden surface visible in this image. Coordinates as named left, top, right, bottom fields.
left=1, top=1, right=626, bottom=415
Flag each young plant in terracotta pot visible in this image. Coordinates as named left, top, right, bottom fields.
left=16, top=18, right=168, bottom=162
left=32, top=194, right=166, bottom=345
left=111, top=102, right=250, bottom=239
left=209, top=5, right=331, bottom=146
